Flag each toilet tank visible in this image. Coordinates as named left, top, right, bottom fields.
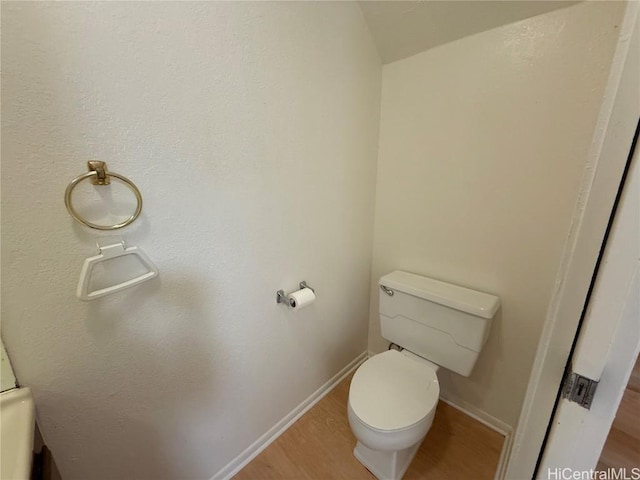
left=379, top=271, right=500, bottom=377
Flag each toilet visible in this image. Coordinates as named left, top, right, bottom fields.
left=348, top=270, right=500, bottom=480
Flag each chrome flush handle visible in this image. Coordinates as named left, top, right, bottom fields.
left=380, top=285, right=394, bottom=296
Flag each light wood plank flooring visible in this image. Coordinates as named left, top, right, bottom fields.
left=235, top=372, right=505, bottom=479
left=598, top=356, right=640, bottom=471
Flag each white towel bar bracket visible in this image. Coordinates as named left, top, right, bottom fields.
left=77, top=237, right=159, bottom=301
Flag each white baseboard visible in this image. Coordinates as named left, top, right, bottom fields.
left=211, top=351, right=368, bottom=480
left=438, top=395, right=512, bottom=436
left=494, top=430, right=514, bottom=480
left=438, top=395, right=513, bottom=480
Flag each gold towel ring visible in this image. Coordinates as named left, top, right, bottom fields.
left=64, top=161, right=143, bottom=230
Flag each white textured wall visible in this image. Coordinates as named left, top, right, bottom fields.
left=368, top=1, right=624, bottom=427
left=1, top=2, right=381, bottom=479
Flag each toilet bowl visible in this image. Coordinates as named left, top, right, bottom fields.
left=348, top=349, right=439, bottom=480
left=347, top=270, right=499, bottom=480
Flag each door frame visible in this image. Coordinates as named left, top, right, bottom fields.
left=504, top=3, right=640, bottom=478
left=537, top=131, right=639, bottom=475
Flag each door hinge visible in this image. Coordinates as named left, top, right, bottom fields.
left=563, top=369, right=599, bottom=410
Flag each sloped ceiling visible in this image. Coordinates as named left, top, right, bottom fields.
left=359, top=1, right=580, bottom=63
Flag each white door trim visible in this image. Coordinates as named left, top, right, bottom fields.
left=538, top=138, right=639, bottom=472
left=504, top=3, right=640, bottom=478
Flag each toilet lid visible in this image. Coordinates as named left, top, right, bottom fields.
left=349, top=350, right=439, bottom=431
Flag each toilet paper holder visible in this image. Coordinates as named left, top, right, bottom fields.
left=276, top=281, right=315, bottom=306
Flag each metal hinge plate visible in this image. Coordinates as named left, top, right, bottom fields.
left=563, top=370, right=599, bottom=410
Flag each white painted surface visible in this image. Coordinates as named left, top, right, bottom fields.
left=358, top=1, right=578, bottom=64
left=538, top=143, right=639, bottom=475
left=0, top=342, right=17, bottom=392
left=570, top=136, right=640, bottom=384
left=0, top=387, right=36, bottom=480
left=368, top=1, right=624, bottom=429
left=505, top=4, right=639, bottom=477
left=0, top=3, right=381, bottom=479
left=213, top=351, right=368, bottom=480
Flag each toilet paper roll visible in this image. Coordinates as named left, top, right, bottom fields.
left=287, top=287, right=316, bottom=311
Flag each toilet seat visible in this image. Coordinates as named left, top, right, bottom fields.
left=349, top=350, right=439, bottom=432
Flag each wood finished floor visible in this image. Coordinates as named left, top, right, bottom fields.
left=598, top=356, right=640, bottom=471
left=234, top=372, right=505, bottom=480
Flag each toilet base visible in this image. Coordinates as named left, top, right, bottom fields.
left=353, top=439, right=422, bottom=480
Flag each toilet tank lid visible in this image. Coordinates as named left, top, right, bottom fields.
left=379, top=271, right=500, bottom=319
